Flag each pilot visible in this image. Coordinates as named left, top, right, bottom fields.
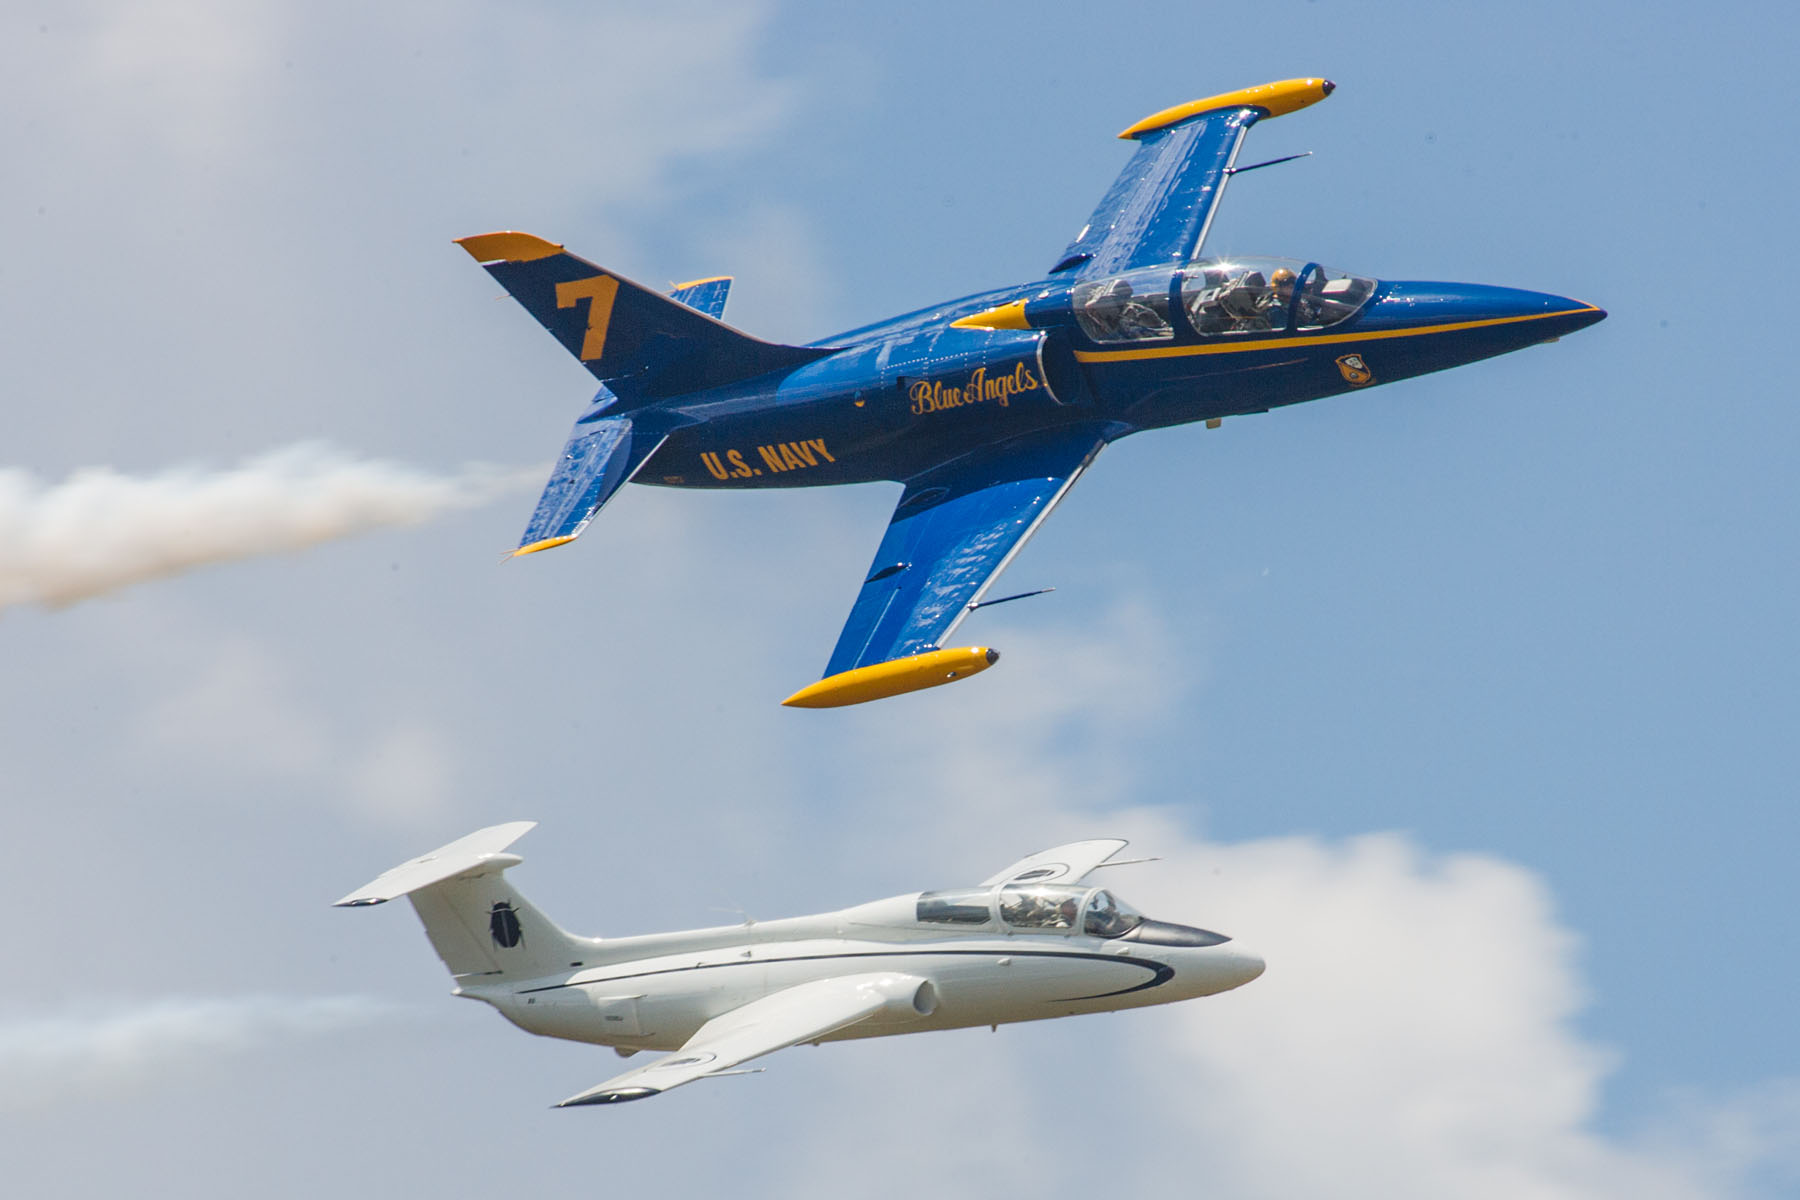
left=1256, top=267, right=1297, bottom=329
left=1054, top=896, right=1080, bottom=928
left=1270, top=267, right=1297, bottom=306
left=1116, top=297, right=1170, bottom=340
left=1082, top=278, right=1134, bottom=338
left=1217, top=270, right=1269, bottom=328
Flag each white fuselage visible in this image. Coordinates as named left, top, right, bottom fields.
left=463, top=893, right=1264, bottom=1052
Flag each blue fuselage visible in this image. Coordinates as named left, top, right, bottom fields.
left=632, top=270, right=1604, bottom=492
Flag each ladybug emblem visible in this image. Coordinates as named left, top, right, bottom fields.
left=489, top=900, right=524, bottom=948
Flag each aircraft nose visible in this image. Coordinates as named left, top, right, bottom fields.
left=1211, top=944, right=1266, bottom=991
left=1374, top=281, right=1605, bottom=339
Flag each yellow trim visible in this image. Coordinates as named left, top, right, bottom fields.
left=1119, top=78, right=1334, bottom=140
left=454, top=231, right=565, bottom=263
left=671, top=275, right=733, bottom=290
left=1072, top=307, right=1600, bottom=364
left=511, top=535, right=578, bottom=557
left=951, top=300, right=1031, bottom=331
left=782, top=646, right=998, bottom=708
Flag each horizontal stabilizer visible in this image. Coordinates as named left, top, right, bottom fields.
left=512, top=413, right=666, bottom=556
left=457, top=232, right=828, bottom=401
left=334, top=822, right=536, bottom=907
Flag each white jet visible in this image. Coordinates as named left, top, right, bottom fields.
left=337, top=823, right=1264, bottom=1105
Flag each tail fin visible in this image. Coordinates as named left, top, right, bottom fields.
left=335, top=823, right=598, bottom=983
left=456, top=232, right=828, bottom=403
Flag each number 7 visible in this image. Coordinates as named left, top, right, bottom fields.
left=555, top=274, right=620, bottom=362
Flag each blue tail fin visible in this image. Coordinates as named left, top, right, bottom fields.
left=457, top=233, right=826, bottom=403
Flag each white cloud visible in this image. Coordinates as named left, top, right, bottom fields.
left=768, top=611, right=1787, bottom=1198
left=0, top=443, right=535, bottom=610
left=0, top=994, right=396, bottom=1112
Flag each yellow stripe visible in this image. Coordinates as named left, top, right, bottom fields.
left=1072, top=307, right=1599, bottom=364
left=454, top=231, right=565, bottom=263
left=511, top=535, right=578, bottom=557
left=671, top=275, right=733, bottom=290
left=951, top=300, right=1030, bottom=330
left=1119, top=78, right=1333, bottom=140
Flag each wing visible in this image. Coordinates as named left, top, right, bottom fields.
left=783, top=423, right=1108, bottom=708
left=555, top=972, right=931, bottom=1106
left=1050, top=78, right=1334, bottom=278
left=981, top=839, right=1129, bottom=888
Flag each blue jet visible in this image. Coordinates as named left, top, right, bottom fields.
left=458, top=78, right=1604, bottom=708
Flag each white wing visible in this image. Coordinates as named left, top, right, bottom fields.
left=979, top=839, right=1128, bottom=887
left=555, top=972, right=933, bottom=1106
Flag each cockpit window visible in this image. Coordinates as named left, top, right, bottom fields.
left=1182, top=257, right=1373, bottom=336
left=999, top=883, right=1087, bottom=930
left=1073, top=270, right=1177, bottom=344
left=916, top=889, right=993, bottom=925
left=1082, top=889, right=1144, bottom=938
left=1292, top=265, right=1376, bottom=330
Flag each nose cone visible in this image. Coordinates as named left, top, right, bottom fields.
left=1375, top=281, right=1604, bottom=336
left=1356, top=282, right=1603, bottom=379
left=1211, top=944, right=1266, bottom=992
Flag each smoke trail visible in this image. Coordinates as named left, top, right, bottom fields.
left=0, top=994, right=400, bottom=1109
left=0, top=443, right=539, bottom=610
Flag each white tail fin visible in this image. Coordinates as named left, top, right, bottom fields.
left=336, top=823, right=599, bottom=982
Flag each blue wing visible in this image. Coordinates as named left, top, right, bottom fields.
left=823, top=423, right=1109, bottom=677
left=1050, top=78, right=1334, bottom=278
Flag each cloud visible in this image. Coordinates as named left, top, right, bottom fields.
left=768, top=611, right=1791, bottom=1198
left=0, top=443, right=536, bottom=610
left=0, top=994, right=397, bottom=1112
left=779, top=819, right=1786, bottom=1199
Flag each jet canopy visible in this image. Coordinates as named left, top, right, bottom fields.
left=1073, top=257, right=1377, bottom=343
left=915, top=884, right=1145, bottom=937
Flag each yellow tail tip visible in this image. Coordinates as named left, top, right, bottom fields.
left=782, top=647, right=1000, bottom=708
left=455, top=231, right=565, bottom=264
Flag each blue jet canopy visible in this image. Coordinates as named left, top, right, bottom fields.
left=1073, top=258, right=1378, bottom=343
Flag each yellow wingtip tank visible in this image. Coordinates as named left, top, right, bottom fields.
left=782, top=647, right=1000, bottom=708
left=455, top=231, right=566, bottom=263
left=1118, top=77, right=1335, bottom=140
left=510, top=534, right=578, bottom=558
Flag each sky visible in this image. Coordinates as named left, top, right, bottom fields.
left=2, top=0, right=1796, bottom=1195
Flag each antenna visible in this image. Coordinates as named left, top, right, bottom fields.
left=1224, top=150, right=1312, bottom=176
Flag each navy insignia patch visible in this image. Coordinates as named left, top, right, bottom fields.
left=489, top=900, right=524, bottom=948
left=1336, top=353, right=1374, bottom=387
